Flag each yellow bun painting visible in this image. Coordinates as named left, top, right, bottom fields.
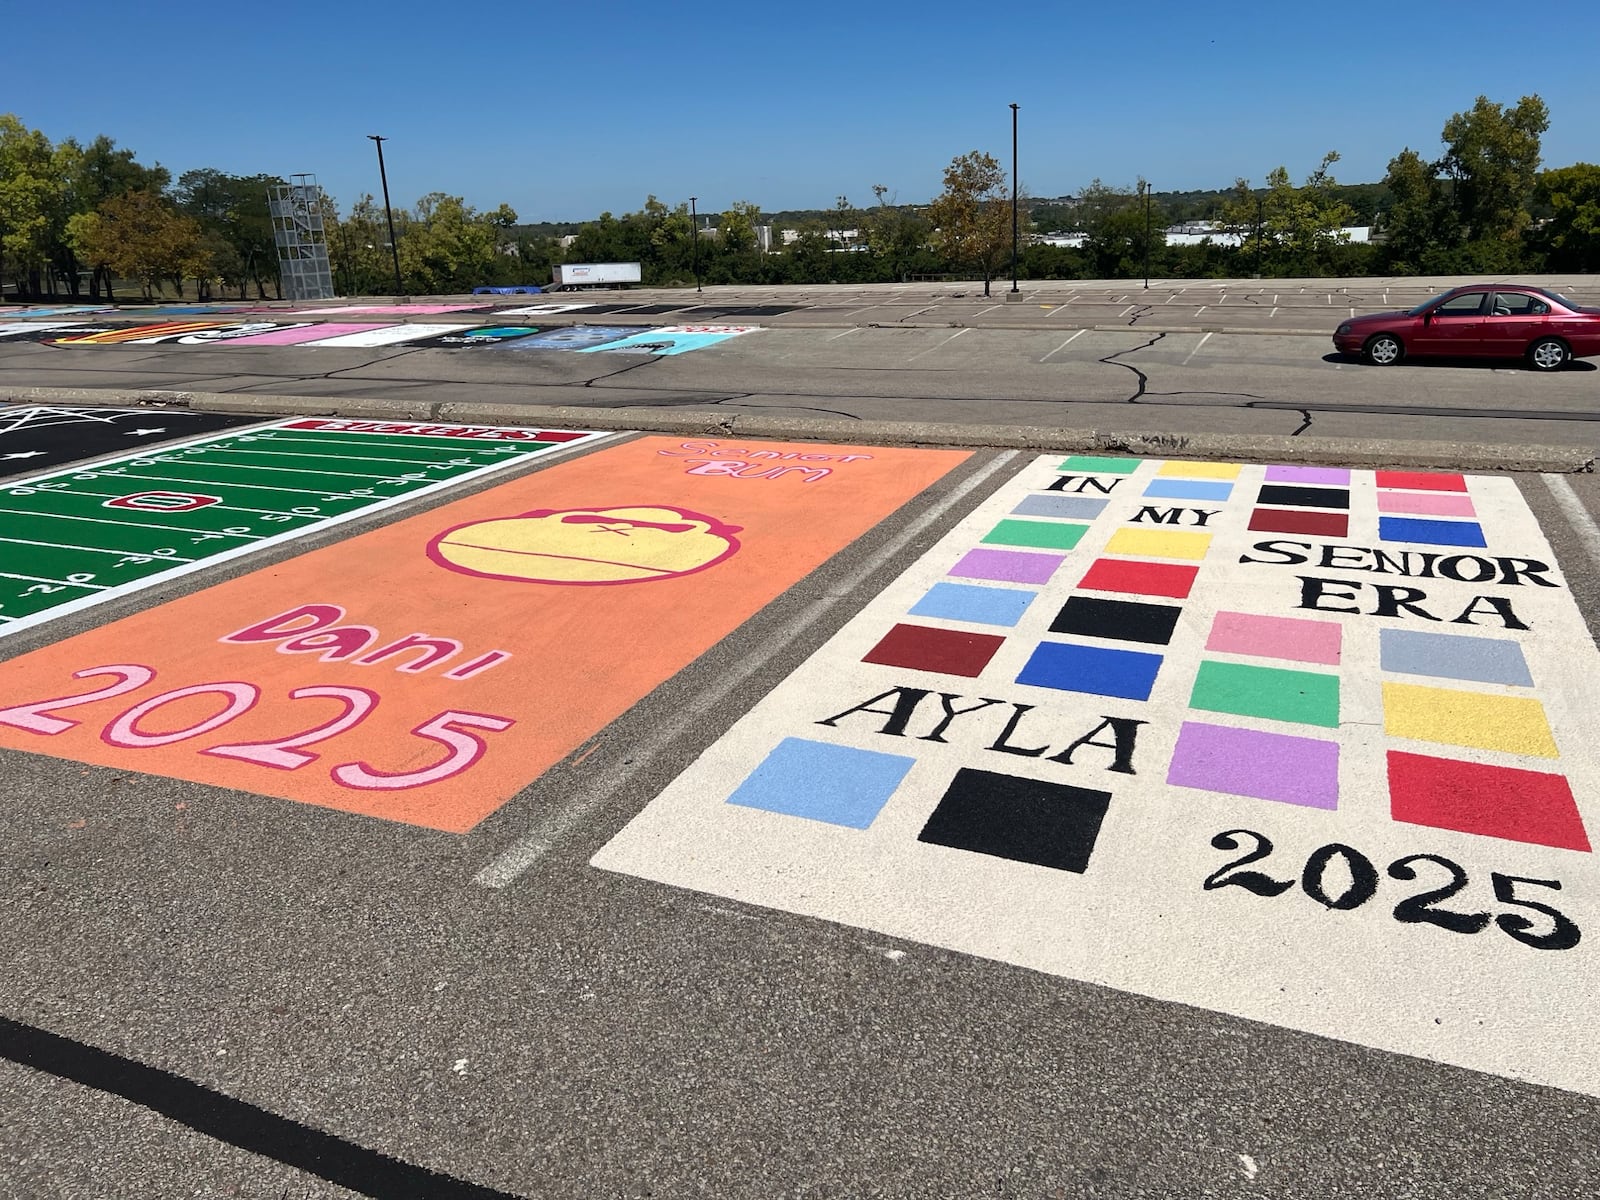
left=427, top=505, right=742, bottom=585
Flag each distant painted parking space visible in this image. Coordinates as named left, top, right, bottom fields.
left=597, top=454, right=1600, bottom=1097
left=0, top=418, right=607, bottom=637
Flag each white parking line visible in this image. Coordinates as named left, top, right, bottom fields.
left=825, top=327, right=863, bottom=341
left=1543, top=475, right=1600, bottom=573
left=471, top=450, right=1023, bottom=889
left=1117, top=305, right=1136, bottom=318
left=906, top=328, right=970, bottom=361
left=1039, top=329, right=1087, bottom=362
left=1181, top=331, right=1214, bottom=366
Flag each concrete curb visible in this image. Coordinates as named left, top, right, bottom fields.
left=1, top=383, right=1591, bottom=473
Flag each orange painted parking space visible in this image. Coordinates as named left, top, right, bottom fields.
left=0, top=436, right=968, bottom=831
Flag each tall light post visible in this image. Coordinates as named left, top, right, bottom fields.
left=367, top=135, right=404, bottom=297
left=1009, top=102, right=1020, bottom=294
left=1142, top=179, right=1152, bottom=290
left=689, top=196, right=701, bottom=293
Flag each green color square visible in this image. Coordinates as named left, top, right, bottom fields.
left=981, top=519, right=1089, bottom=550
left=1189, top=661, right=1341, bottom=727
left=1059, top=455, right=1141, bottom=474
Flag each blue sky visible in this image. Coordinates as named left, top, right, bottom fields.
left=7, top=3, right=1597, bottom=222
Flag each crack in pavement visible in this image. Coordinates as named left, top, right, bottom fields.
left=1125, top=306, right=1156, bottom=326
left=1098, top=332, right=1165, bottom=401
left=1291, top=408, right=1313, bottom=436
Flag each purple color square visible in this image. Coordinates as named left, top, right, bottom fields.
left=1166, top=721, right=1340, bottom=809
left=1265, top=465, right=1352, bottom=486
left=948, top=547, right=1064, bottom=585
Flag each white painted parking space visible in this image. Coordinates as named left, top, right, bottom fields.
left=598, top=454, right=1600, bottom=1095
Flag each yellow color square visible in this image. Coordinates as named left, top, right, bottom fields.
left=1157, top=460, right=1242, bottom=480
left=1103, top=528, right=1213, bottom=561
left=1382, top=683, right=1558, bottom=758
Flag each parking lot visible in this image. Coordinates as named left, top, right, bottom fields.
left=2, top=281, right=1599, bottom=1197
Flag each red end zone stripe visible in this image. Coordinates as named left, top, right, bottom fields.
left=282, top=419, right=584, bottom=442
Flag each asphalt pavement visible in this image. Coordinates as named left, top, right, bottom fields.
left=2, top=280, right=1599, bottom=1199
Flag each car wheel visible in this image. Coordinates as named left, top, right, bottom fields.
left=1363, top=333, right=1403, bottom=366
left=1527, top=337, right=1571, bottom=372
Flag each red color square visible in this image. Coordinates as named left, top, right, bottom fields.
left=1077, top=558, right=1199, bottom=599
left=1388, top=751, right=1590, bottom=852
left=1375, top=471, right=1468, bottom=493
left=862, top=623, right=1005, bottom=677
left=1249, top=507, right=1350, bottom=537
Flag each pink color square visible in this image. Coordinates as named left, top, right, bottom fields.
left=1206, top=611, right=1342, bottom=666
left=224, top=323, right=378, bottom=346
left=1377, top=490, right=1477, bottom=518
left=315, top=304, right=482, bottom=315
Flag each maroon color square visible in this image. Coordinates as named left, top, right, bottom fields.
left=1248, top=507, right=1350, bottom=537
left=1388, top=751, right=1590, bottom=852
left=862, top=623, right=1005, bottom=678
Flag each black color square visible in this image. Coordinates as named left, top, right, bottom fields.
left=917, top=768, right=1112, bottom=873
left=1256, top=484, right=1350, bottom=510
left=1049, top=595, right=1182, bottom=645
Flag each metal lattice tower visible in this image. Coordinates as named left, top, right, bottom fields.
left=269, top=175, right=335, bottom=301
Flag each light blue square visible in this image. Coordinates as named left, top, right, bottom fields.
left=909, top=581, right=1036, bottom=627
left=1012, top=494, right=1110, bottom=520
left=1379, top=628, right=1534, bottom=687
left=1143, top=479, right=1234, bottom=501
left=726, top=738, right=915, bottom=828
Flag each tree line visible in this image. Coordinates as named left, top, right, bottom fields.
left=3, top=93, right=1594, bottom=302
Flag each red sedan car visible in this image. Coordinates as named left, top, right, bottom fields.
left=1333, top=284, right=1600, bottom=371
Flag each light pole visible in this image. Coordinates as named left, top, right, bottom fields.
left=1142, top=180, right=1152, bottom=290
left=1009, top=102, right=1020, bottom=294
left=689, top=196, right=701, bottom=293
left=367, top=135, right=404, bottom=297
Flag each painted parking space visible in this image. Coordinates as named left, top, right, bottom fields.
left=0, top=417, right=606, bottom=637
left=0, top=436, right=969, bottom=830
left=0, top=404, right=264, bottom=479
left=20, top=319, right=761, bottom=356
left=595, top=454, right=1600, bottom=1096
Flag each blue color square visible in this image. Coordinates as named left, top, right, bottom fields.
left=1016, top=641, right=1164, bottom=700
left=1379, top=516, right=1487, bottom=547
left=1012, top=494, right=1110, bottom=520
left=909, top=581, right=1037, bottom=627
left=725, top=738, right=915, bottom=829
left=1379, top=628, right=1534, bottom=687
left=1143, top=479, right=1234, bottom=501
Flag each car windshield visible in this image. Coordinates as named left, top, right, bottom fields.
left=1537, top=288, right=1579, bottom=310
left=1407, top=290, right=1461, bottom=316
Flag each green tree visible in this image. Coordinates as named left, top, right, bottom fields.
left=927, top=151, right=1014, bottom=295
left=1221, top=153, right=1356, bottom=276
left=1077, top=179, right=1165, bottom=279
left=1530, top=163, right=1600, bottom=271
left=399, top=193, right=500, bottom=293
left=73, top=190, right=205, bottom=300
left=1377, top=148, right=1456, bottom=272
left=172, top=169, right=284, bottom=298
left=1440, top=94, right=1549, bottom=252
left=863, top=185, right=932, bottom=282
left=0, top=114, right=61, bottom=299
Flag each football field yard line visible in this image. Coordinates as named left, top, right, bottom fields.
left=138, top=458, right=411, bottom=483
left=203, top=446, right=478, bottom=469
left=0, top=571, right=109, bottom=590
left=0, top=507, right=264, bottom=539
left=59, top=470, right=364, bottom=501
left=0, top=536, right=197, bottom=562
